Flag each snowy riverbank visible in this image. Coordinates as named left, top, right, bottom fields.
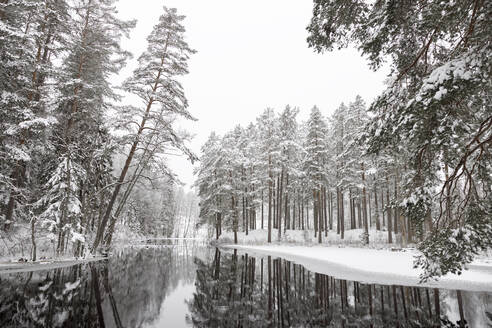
left=218, top=230, right=492, bottom=292
left=0, top=256, right=107, bottom=274
left=0, top=223, right=146, bottom=270
left=214, top=228, right=405, bottom=248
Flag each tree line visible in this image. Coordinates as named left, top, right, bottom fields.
left=0, top=1, right=195, bottom=259
left=197, top=0, right=491, bottom=280
left=196, top=98, right=407, bottom=245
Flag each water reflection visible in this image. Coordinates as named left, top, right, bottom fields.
left=0, top=243, right=491, bottom=327
left=0, top=240, right=204, bottom=328
left=188, top=249, right=492, bottom=328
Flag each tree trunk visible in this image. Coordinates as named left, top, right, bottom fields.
left=91, top=38, right=170, bottom=251
left=357, top=195, right=362, bottom=229
left=92, top=135, right=141, bottom=250
left=244, top=185, right=248, bottom=236
left=273, top=179, right=277, bottom=229
left=340, top=190, right=345, bottom=239
left=374, top=187, right=381, bottom=231
left=393, top=170, right=398, bottom=236
left=329, top=191, right=333, bottom=230
left=395, top=167, right=406, bottom=247
left=278, top=170, right=283, bottom=240
left=386, top=175, right=393, bottom=244
left=105, top=157, right=148, bottom=246
left=368, top=191, right=372, bottom=228
left=323, top=186, right=328, bottom=237
left=268, top=256, right=273, bottom=324
left=361, top=162, right=369, bottom=245
left=336, top=188, right=341, bottom=235
left=218, top=211, right=222, bottom=238
left=268, top=156, right=272, bottom=243
left=313, top=189, right=318, bottom=238
left=307, top=205, right=310, bottom=230
left=444, top=162, right=452, bottom=224
left=301, top=197, right=305, bottom=230
left=381, top=189, right=385, bottom=228
left=216, top=212, right=220, bottom=240
left=261, top=189, right=264, bottom=229
left=284, top=173, right=289, bottom=232
left=349, top=188, right=355, bottom=229
left=232, top=194, right=238, bottom=244
left=30, top=217, right=36, bottom=261
left=317, top=189, right=322, bottom=243
left=4, top=174, right=17, bottom=230
left=292, top=193, right=296, bottom=230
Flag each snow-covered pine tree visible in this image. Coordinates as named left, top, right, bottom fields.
left=0, top=0, right=69, bottom=235
left=195, top=132, right=226, bottom=239
left=219, top=127, right=246, bottom=244
left=304, top=106, right=328, bottom=243
left=278, top=105, right=302, bottom=234
left=242, top=122, right=261, bottom=234
left=92, top=6, right=197, bottom=251
left=345, top=96, right=371, bottom=243
left=324, top=114, right=338, bottom=232
left=43, top=0, right=134, bottom=255
left=256, top=108, right=279, bottom=243
left=329, top=103, right=348, bottom=239
left=308, top=0, right=492, bottom=278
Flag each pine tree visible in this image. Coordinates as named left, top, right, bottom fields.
left=242, top=122, right=260, bottom=234
left=195, top=132, right=226, bottom=239
left=0, top=0, right=69, bottom=234
left=222, top=126, right=246, bottom=244
left=92, top=6, right=196, bottom=251
left=330, top=103, right=348, bottom=239
left=304, top=106, right=328, bottom=243
left=308, top=0, right=492, bottom=278
left=256, top=108, right=279, bottom=243
left=42, top=0, right=134, bottom=255
left=278, top=106, right=302, bottom=234
left=345, top=96, right=370, bottom=243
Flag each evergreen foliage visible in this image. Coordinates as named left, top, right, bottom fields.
left=307, top=0, right=491, bottom=279
left=0, top=3, right=196, bottom=259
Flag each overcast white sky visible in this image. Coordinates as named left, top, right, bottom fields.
left=115, top=0, right=389, bottom=190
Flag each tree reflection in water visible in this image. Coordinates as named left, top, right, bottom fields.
left=188, top=248, right=492, bottom=328
left=0, top=240, right=202, bottom=327
left=1, top=243, right=491, bottom=327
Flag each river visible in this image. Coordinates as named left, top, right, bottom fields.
left=0, top=239, right=490, bottom=327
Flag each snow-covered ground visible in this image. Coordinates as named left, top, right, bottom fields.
left=215, top=228, right=402, bottom=247
left=0, top=256, right=107, bottom=274
left=0, top=222, right=146, bottom=273
left=222, top=244, right=492, bottom=292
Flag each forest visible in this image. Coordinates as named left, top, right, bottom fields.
left=0, top=0, right=491, bottom=327
left=195, top=0, right=491, bottom=280
left=0, top=0, right=490, bottom=282
left=0, top=1, right=199, bottom=261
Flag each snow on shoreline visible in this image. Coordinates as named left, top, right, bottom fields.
left=222, top=244, right=492, bottom=292
left=214, top=228, right=404, bottom=247
left=0, top=256, right=107, bottom=274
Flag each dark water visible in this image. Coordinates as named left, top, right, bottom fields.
left=0, top=240, right=491, bottom=327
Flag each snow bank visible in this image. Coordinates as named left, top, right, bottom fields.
left=223, top=244, right=492, bottom=292
left=214, top=228, right=398, bottom=248
left=0, top=256, right=106, bottom=274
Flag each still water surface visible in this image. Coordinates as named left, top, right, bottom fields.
left=0, top=240, right=491, bottom=327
